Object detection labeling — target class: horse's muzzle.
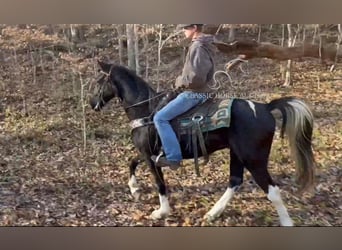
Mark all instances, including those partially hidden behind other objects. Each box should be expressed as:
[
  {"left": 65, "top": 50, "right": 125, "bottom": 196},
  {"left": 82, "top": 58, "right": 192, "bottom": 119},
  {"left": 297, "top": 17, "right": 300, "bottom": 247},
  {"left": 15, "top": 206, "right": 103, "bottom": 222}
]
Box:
[{"left": 89, "top": 97, "right": 102, "bottom": 111}]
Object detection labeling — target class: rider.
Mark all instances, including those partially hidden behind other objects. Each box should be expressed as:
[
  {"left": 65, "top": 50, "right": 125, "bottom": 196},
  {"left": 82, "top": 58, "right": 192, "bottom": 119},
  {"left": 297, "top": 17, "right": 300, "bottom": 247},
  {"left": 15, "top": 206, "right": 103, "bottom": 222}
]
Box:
[{"left": 151, "top": 24, "right": 216, "bottom": 170}]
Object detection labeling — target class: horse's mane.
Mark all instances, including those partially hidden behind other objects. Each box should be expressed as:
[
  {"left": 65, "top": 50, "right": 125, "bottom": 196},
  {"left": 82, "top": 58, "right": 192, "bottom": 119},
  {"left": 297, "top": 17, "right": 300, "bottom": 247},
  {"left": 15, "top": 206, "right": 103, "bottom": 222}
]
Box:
[{"left": 111, "top": 65, "right": 156, "bottom": 100}]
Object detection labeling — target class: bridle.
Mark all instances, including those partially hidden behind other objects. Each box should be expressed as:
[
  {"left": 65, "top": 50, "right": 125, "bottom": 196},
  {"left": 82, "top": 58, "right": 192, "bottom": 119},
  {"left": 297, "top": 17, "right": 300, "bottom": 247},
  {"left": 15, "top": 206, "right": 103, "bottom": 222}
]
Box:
[
  {"left": 97, "top": 68, "right": 179, "bottom": 131},
  {"left": 94, "top": 66, "right": 117, "bottom": 110},
  {"left": 96, "top": 67, "right": 171, "bottom": 115}
]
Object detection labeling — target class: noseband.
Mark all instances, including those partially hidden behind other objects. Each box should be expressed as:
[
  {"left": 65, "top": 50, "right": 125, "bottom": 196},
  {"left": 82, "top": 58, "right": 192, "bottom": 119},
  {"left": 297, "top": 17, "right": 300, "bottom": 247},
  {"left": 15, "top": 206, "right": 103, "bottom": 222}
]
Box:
[{"left": 94, "top": 66, "right": 116, "bottom": 109}]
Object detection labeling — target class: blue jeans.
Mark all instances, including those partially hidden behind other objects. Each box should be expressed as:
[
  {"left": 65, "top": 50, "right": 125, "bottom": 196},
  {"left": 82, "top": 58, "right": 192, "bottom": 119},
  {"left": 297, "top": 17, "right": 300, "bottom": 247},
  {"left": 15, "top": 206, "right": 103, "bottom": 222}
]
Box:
[{"left": 153, "top": 91, "right": 207, "bottom": 162}]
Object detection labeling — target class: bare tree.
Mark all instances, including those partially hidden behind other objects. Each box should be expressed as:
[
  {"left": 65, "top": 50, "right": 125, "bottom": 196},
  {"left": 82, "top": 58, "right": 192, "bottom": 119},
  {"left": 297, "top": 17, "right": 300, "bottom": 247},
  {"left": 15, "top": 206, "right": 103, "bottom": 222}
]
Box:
[
  {"left": 156, "top": 24, "right": 163, "bottom": 91},
  {"left": 115, "top": 24, "right": 125, "bottom": 65},
  {"left": 141, "top": 26, "right": 150, "bottom": 79},
  {"left": 156, "top": 24, "right": 182, "bottom": 91},
  {"left": 228, "top": 24, "right": 235, "bottom": 42},
  {"left": 126, "top": 24, "right": 136, "bottom": 71},
  {"left": 79, "top": 72, "right": 88, "bottom": 154},
  {"left": 312, "top": 24, "right": 319, "bottom": 44},
  {"left": 332, "top": 24, "right": 342, "bottom": 71},
  {"left": 257, "top": 25, "right": 262, "bottom": 42},
  {"left": 13, "top": 49, "right": 27, "bottom": 116},
  {"left": 68, "top": 24, "right": 86, "bottom": 43},
  {"left": 134, "top": 24, "right": 141, "bottom": 76},
  {"left": 283, "top": 24, "right": 293, "bottom": 86}
]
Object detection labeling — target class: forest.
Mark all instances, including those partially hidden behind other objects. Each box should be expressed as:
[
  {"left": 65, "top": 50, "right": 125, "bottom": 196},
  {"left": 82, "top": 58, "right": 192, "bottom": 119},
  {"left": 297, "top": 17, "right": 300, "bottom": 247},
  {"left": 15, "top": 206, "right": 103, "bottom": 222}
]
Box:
[{"left": 0, "top": 24, "right": 341, "bottom": 226}]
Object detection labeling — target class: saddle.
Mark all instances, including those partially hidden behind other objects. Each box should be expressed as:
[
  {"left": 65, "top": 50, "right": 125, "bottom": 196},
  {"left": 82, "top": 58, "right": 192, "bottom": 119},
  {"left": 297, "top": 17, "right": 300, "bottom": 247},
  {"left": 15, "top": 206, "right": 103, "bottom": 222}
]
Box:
[
  {"left": 171, "top": 98, "right": 234, "bottom": 134},
  {"left": 170, "top": 97, "right": 234, "bottom": 176}
]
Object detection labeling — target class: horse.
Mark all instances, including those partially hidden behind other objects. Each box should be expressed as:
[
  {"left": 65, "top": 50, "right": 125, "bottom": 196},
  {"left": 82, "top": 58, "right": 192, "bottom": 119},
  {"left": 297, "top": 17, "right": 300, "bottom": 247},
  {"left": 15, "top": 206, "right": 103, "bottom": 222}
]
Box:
[{"left": 89, "top": 61, "right": 315, "bottom": 226}]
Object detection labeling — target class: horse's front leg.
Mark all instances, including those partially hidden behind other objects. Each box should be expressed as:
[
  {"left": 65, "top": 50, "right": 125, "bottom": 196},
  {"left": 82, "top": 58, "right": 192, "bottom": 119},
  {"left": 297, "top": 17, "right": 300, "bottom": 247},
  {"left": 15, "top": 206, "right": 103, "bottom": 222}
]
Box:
[
  {"left": 146, "top": 157, "right": 171, "bottom": 220},
  {"left": 128, "top": 156, "right": 143, "bottom": 201}
]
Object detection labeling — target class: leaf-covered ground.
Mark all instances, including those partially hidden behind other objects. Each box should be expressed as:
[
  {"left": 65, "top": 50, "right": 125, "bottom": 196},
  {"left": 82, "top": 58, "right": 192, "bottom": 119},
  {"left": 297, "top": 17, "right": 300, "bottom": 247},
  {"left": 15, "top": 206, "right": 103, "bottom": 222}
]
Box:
[{"left": 0, "top": 25, "right": 341, "bottom": 226}]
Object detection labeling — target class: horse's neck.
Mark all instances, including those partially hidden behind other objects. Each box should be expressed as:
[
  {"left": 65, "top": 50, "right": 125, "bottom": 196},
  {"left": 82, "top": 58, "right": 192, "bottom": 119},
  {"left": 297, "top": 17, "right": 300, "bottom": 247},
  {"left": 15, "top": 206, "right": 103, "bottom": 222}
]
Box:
[
  {"left": 124, "top": 96, "right": 153, "bottom": 120},
  {"left": 120, "top": 82, "right": 156, "bottom": 120}
]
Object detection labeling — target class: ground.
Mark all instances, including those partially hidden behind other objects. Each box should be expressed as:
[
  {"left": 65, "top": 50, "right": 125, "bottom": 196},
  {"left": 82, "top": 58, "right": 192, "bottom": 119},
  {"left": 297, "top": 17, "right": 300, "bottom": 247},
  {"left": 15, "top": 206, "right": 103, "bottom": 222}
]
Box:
[{"left": 0, "top": 25, "right": 341, "bottom": 226}]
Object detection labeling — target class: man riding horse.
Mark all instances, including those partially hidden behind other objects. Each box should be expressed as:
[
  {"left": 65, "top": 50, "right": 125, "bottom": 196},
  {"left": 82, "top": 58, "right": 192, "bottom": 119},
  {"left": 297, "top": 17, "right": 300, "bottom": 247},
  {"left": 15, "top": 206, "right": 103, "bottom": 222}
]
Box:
[{"left": 151, "top": 24, "right": 216, "bottom": 169}]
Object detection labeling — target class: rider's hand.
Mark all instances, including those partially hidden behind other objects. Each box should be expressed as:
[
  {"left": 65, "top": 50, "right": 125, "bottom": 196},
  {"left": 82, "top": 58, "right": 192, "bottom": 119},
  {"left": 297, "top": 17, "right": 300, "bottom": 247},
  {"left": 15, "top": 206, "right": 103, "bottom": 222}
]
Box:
[{"left": 175, "top": 76, "right": 185, "bottom": 89}]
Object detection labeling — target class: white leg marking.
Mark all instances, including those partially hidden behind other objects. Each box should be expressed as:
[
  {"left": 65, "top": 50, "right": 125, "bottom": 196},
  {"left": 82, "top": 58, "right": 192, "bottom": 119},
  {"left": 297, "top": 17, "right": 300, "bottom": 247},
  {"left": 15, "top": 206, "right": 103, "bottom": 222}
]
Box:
[
  {"left": 267, "top": 185, "right": 293, "bottom": 226},
  {"left": 128, "top": 175, "right": 140, "bottom": 201},
  {"left": 205, "top": 187, "right": 236, "bottom": 222},
  {"left": 151, "top": 194, "right": 171, "bottom": 220},
  {"left": 246, "top": 100, "right": 257, "bottom": 117}
]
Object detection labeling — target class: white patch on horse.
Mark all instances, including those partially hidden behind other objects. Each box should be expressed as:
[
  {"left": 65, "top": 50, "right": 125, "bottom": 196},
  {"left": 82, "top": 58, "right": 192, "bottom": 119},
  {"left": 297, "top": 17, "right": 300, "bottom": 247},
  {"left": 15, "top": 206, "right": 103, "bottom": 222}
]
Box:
[
  {"left": 267, "top": 185, "right": 293, "bottom": 226},
  {"left": 205, "top": 187, "right": 236, "bottom": 221},
  {"left": 94, "top": 102, "right": 100, "bottom": 110},
  {"left": 128, "top": 175, "right": 140, "bottom": 200},
  {"left": 246, "top": 100, "right": 257, "bottom": 117},
  {"left": 151, "top": 194, "right": 170, "bottom": 220}
]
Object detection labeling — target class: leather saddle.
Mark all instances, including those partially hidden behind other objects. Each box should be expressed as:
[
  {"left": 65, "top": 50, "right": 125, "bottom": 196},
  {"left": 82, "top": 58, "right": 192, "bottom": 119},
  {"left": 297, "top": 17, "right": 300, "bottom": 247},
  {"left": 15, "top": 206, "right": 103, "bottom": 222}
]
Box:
[
  {"left": 170, "top": 97, "right": 234, "bottom": 135},
  {"left": 168, "top": 97, "right": 234, "bottom": 176}
]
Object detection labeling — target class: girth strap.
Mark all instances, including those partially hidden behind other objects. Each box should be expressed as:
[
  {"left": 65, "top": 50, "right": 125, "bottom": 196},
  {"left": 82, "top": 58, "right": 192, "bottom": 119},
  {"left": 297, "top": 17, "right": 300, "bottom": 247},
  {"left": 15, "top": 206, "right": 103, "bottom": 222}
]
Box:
[{"left": 191, "top": 115, "right": 209, "bottom": 177}]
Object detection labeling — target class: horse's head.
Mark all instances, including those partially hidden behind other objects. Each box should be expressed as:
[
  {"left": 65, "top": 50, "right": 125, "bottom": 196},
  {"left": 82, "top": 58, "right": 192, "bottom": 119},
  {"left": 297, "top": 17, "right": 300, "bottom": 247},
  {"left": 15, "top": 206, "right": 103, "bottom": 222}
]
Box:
[{"left": 89, "top": 61, "right": 120, "bottom": 111}]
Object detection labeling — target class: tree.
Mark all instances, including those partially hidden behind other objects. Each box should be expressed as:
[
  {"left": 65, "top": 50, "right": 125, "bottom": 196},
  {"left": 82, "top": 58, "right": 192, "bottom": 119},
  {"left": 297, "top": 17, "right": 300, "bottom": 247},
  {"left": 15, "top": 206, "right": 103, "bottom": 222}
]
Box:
[
  {"left": 126, "top": 24, "right": 136, "bottom": 71},
  {"left": 115, "top": 24, "right": 125, "bottom": 65},
  {"left": 134, "top": 24, "right": 141, "bottom": 76}
]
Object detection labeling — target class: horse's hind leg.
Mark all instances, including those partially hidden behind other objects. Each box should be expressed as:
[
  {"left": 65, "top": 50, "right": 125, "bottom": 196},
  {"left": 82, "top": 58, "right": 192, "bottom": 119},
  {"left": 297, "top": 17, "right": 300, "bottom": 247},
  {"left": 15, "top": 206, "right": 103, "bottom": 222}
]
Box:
[
  {"left": 267, "top": 185, "right": 293, "bottom": 226},
  {"left": 205, "top": 149, "right": 244, "bottom": 222},
  {"left": 246, "top": 160, "right": 293, "bottom": 226},
  {"left": 128, "top": 156, "right": 142, "bottom": 201}
]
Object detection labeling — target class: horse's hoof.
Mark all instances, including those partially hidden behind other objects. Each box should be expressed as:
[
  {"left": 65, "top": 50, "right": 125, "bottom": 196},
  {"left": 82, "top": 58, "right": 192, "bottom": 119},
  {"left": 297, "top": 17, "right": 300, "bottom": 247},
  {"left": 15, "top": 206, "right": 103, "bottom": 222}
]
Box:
[
  {"left": 204, "top": 213, "right": 216, "bottom": 222},
  {"left": 132, "top": 191, "right": 141, "bottom": 201},
  {"left": 150, "top": 209, "right": 169, "bottom": 220},
  {"left": 280, "top": 218, "right": 294, "bottom": 226}
]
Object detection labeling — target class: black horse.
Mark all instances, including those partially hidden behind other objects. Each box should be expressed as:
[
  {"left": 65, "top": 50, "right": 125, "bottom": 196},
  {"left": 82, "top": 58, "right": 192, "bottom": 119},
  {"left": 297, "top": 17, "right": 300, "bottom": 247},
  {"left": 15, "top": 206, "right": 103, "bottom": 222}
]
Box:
[{"left": 90, "top": 61, "right": 315, "bottom": 226}]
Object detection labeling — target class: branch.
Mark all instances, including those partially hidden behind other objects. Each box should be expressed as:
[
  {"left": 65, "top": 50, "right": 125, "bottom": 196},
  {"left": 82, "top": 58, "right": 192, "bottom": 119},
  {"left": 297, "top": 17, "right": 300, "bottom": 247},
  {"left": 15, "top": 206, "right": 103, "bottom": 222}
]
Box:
[{"left": 214, "top": 39, "right": 342, "bottom": 62}]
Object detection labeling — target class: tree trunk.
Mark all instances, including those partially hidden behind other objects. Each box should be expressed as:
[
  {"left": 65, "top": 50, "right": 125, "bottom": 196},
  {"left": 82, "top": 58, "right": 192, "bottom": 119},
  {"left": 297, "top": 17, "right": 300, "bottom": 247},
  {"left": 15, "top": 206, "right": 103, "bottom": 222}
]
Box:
[
  {"left": 70, "top": 24, "right": 86, "bottom": 43},
  {"left": 142, "top": 26, "right": 150, "bottom": 79},
  {"left": 283, "top": 24, "right": 293, "bottom": 86},
  {"left": 134, "top": 24, "right": 141, "bottom": 76},
  {"left": 228, "top": 25, "right": 235, "bottom": 42},
  {"left": 280, "top": 24, "right": 286, "bottom": 80},
  {"left": 156, "top": 24, "right": 163, "bottom": 92},
  {"left": 335, "top": 24, "right": 342, "bottom": 63},
  {"left": 257, "top": 25, "right": 262, "bottom": 42},
  {"left": 126, "top": 24, "right": 136, "bottom": 71},
  {"left": 116, "top": 24, "right": 125, "bottom": 65}
]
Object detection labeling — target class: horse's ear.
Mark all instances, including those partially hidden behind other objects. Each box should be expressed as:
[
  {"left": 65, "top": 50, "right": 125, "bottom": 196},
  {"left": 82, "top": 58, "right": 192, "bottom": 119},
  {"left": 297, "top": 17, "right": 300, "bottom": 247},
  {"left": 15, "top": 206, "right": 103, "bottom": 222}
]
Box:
[{"left": 97, "top": 60, "right": 109, "bottom": 72}]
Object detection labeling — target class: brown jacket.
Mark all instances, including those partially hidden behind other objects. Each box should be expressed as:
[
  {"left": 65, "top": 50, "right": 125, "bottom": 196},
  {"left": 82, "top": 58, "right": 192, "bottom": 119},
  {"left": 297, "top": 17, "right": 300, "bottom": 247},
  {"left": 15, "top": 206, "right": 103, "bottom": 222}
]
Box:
[{"left": 175, "top": 34, "right": 216, "bottom": 93}]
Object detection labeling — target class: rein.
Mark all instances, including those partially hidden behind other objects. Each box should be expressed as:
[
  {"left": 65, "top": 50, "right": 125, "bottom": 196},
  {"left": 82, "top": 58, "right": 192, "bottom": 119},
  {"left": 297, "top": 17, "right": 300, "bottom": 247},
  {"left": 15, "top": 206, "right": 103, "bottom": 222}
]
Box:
[
  {"left": 125, "top": 91, "right": 168, "bottom": 110},
  {"left": 128, "top": 91, "right": 172, "bottom": 130}
]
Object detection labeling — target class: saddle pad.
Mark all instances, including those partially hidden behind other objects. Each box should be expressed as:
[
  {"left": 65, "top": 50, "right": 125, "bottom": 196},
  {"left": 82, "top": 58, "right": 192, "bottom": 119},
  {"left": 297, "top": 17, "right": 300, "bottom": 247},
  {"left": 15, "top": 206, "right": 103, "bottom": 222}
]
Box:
[{"left": 176, "top": 98, "right": 234, "bottom": 133}]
